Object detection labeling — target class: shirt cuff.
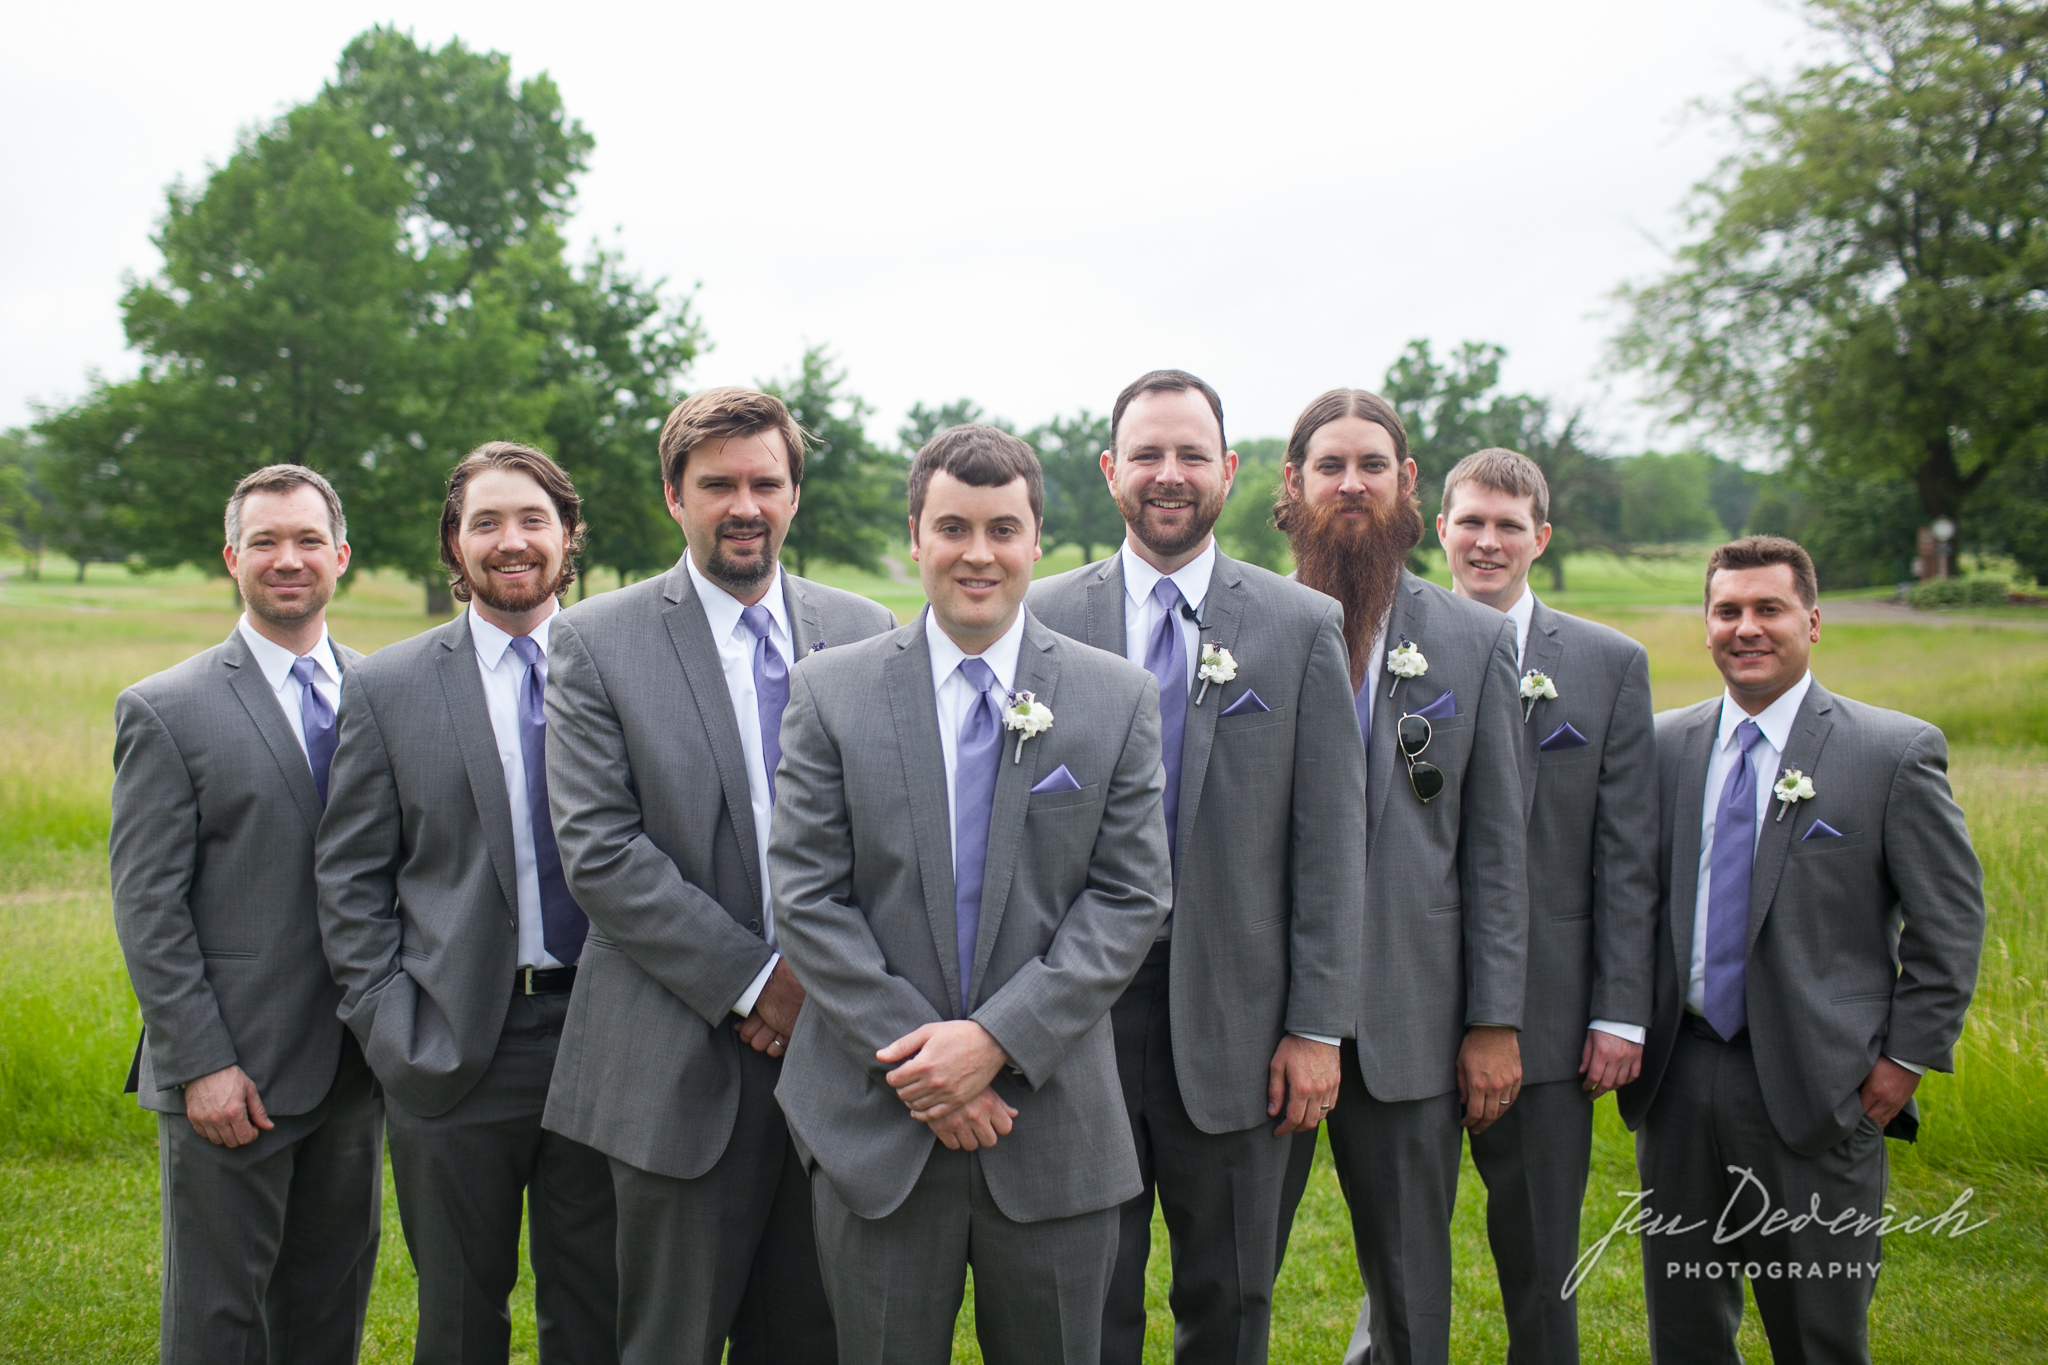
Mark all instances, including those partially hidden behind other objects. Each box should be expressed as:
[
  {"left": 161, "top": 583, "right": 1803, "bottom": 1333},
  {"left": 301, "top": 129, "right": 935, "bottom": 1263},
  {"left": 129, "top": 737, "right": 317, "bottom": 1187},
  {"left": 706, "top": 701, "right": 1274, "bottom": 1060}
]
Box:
[
  {"left": 1588, "top": 1020, "right": 1647, "bottom": 1045},
  {"left": 1885, "top": 1055, "right": 1927, "bottom": 1076},
  {"left": 732, "top": 954, "right": 779, "bottom": 1019},
  {"left": 1290, "top": 1032, "right": 1342, "bottom": 1049}
]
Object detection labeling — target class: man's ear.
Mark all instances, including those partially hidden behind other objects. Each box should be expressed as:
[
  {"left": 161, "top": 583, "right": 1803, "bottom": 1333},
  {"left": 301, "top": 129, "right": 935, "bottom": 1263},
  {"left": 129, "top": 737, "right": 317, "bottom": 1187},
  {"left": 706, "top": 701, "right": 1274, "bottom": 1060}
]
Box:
[
  {"left": 1098, "top": 449, "right": 1116, "bottom": 491},
  {"left": 907, "top": 514, "right": 921, "bottom": 561}
]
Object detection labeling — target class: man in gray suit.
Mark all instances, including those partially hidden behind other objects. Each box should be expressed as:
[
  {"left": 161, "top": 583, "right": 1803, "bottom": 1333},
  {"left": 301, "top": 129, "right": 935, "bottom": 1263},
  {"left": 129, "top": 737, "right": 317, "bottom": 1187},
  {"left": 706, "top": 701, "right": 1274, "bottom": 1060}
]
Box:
[
  {"left": 318, "top": 443, "right": 617, "bottom": 1363},
  {"left": 1429, "top": 447, "right": 1656, "bottom": 1363},
  {"left": 540, "top": 387, "right": 896, "bottom": 1364},
  {"left": 1271, "top": 391, "right": 1529, "bottom": 1365},
  {"left": 1619, "top": 536, "right": 1984, "bottom": 1364},
  {"left": 770, "top": 424, "right": 1173, "bottom": 1365},
  {"left": 1027, "top": 369, "right": 1366, "bottom": 1365},
  {"left": 111, "top": 464, "right": 383, "bottom": 1365}
]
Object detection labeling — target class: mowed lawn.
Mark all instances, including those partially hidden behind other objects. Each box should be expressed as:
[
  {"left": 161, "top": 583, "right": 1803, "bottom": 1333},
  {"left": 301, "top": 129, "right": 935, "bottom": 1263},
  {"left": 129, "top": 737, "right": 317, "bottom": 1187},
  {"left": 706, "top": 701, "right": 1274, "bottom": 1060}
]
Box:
[{"left": 1, "top": 554, "right": 2045, "bottom": 1363}]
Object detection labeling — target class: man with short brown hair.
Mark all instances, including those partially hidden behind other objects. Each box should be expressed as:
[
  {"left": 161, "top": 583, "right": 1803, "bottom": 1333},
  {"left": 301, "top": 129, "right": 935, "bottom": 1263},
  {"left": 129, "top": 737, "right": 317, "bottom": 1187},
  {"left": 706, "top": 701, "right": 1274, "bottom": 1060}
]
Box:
[
  {"left": 541, "top": 387, "right": 896, "bottom": 1363},
  {"left": 319, "top": 442, "right": 619, "bottom": 1364}
]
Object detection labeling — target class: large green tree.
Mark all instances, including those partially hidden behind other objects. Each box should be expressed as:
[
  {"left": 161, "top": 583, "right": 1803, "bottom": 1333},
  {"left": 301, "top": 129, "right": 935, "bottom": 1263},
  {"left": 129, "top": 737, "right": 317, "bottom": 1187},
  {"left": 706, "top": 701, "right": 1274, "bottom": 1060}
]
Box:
[
  {"left": 1615, "top": 0, "right": 2048, "bottom": 554},
  {"left": 769, "top": 349, "right": 898, "bottom": 577},
  {"left": 1031, "top": 410, "right": 1122, "bottom": 565}
]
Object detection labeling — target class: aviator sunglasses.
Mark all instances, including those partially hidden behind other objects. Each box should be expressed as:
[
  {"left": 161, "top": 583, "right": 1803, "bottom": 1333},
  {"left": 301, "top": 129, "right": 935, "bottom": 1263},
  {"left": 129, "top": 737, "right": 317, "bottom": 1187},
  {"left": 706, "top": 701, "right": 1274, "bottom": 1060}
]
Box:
[{"left": 1397, "top": 712, "right": 1446, "bottom": 803}]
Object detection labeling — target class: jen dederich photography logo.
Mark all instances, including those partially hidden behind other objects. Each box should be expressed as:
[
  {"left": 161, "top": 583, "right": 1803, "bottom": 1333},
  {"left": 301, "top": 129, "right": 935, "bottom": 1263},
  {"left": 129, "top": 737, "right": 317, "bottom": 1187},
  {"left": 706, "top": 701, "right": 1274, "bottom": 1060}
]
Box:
[{"left": 1563, "top": 1176, "right": 1996, "bottom": 1298}]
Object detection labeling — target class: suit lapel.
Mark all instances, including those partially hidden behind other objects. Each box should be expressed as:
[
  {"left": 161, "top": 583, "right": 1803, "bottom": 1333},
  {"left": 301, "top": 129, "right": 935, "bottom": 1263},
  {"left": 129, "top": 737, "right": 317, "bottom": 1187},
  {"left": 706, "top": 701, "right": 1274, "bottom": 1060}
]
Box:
[
  {"left": 1667, "top": 704, "right": 1719, "bottom": 989},
  {"left": 969, "top": 612, "right": 1059, "bottom": 1007},
  {"left": 434, "top": 615, "right": 522, "bottom": 917},
  {"left": 1173, "top": 553, "right": 1245, "bottom": 855},
  {"left": 221, "top": 630, "right": 325, "bottom": 834},
  {"left": 1746, "top": 683, "right": 1837, "bottom": 956},
  {"left": 1366, "top": 576, "right": 1424, "bottom": 849},
  {"left": 884, "top": 613, "right": 964, "bottom": 1012},
  {"left": 660, "top": 562, "right": 766, "bottom": 913},
  {"left": 784, "top": 573, "right": 824, "bottom": 663},
  {"left": 1083, "top": 557, "right": 1128, "bottom": 657},
  {"left": 1519, "top": 600, "right": 1565, "bottom": 815}
]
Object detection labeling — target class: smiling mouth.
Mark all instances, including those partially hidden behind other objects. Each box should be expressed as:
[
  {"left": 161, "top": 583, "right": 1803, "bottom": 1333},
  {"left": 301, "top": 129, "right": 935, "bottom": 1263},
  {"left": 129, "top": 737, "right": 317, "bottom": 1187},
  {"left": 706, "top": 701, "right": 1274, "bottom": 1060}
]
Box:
[
  {"left": 1467, "top": 559, "right": 1508, "bottom": 572},
  {"left": 955, "top": 576, "right": 1001, "bottom": 591},
  {"left": 1147, "top": 498, "right": 1193, "bottom": 512}
]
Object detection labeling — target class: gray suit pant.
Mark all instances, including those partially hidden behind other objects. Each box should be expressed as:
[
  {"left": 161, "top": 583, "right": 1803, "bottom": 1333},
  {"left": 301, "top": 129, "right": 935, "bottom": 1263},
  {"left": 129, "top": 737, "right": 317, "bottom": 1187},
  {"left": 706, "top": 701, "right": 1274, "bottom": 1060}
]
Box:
[
  {"left": 1469, "top": 1078, "right": 1594, "bottom": 1365},
  {"left": 607, "top": 1043, "right": 835, "bottom": 1365},
  {"left": 156, "top": 1032, "right": 383, "bottom": 1365},
  {"left": 1288, "top": 1041, "right": 1463, "bottom": 1365},
  {"left": 812, "top": 1144, "right": 1119, "bottom": 1365},
  {"left": 385, "top": 990, "right": 618, "bottom": 1365},
  {"left": 1636, "top": 1024, "right": 1886, "bottom": 1365},
  {"left": 1103, "top": 942, "right": 1290, "bottom": 1365}
]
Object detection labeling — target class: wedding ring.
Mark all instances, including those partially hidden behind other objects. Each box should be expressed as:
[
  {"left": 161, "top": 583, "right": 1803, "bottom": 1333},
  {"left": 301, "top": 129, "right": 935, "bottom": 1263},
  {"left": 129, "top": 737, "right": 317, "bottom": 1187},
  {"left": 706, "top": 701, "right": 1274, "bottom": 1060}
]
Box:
[{"left": 1319, "top": 1102, "right": 1333, "bottom": 1110}]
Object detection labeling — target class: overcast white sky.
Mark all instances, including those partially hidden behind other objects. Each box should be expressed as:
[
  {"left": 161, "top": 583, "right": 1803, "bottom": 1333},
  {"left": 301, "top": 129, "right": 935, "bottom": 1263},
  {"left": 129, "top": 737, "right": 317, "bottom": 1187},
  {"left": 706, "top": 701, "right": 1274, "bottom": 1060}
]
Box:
[{"left": 2, "top": 0, "right": 1820, "bottom": 450}]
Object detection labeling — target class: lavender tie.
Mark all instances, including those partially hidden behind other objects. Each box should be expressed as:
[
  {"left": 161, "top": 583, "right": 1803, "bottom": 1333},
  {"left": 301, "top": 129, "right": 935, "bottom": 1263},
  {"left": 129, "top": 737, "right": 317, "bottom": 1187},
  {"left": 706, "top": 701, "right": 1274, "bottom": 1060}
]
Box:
[
  {"left": 290, "top": 656, "right": 337, "bottom": 806},
  {"left": 1142, "top": 578, "right": 1188, "bottom": 865},
  {"left": 740, "top": 605, "right": 790, "bottom": 803},
  {"left": 953, "top": 657, "right": 1002, "bottom": 1014},
  {"left": 509, "top": 635, "right": 588, "bottom": 964},
  {"left": 1703, "top": 719, "right": 1764, "bottom": 1040}
]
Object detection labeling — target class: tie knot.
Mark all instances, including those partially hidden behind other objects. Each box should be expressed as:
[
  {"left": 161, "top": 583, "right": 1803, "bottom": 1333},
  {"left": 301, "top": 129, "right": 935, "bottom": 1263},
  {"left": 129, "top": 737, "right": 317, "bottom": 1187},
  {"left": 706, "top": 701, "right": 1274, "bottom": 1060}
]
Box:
[
  {"left": 1152, "top": 577, "right": 1184, "bottom": 613},
  {"left": 1735, "top": 718, "right": 1764, "bottom": 754},
  {"left": 509, "top": 634, "right": 543, "bottom": 668},
  {"left": 959, "top": 657, "right": 997, "bottom": 695},
  {"left": 740, "top": 604, "right": 774, "bottom": 640},
  {"left": 290, "top": 656, "right": 321, "bottom": 686}
]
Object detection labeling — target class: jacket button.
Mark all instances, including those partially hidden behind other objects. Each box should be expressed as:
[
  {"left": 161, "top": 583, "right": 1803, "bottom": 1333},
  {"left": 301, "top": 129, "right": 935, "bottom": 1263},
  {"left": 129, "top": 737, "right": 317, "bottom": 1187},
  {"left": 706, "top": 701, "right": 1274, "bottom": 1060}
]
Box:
[{"left": 748, "top": 919, "right": 762, "bottom": 933}]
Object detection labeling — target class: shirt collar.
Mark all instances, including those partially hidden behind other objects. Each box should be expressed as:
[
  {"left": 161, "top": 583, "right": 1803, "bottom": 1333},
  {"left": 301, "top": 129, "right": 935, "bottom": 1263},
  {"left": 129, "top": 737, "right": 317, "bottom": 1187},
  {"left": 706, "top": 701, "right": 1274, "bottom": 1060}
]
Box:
[
  {"left": 468, "top": 601, "right": 557, "bottom": 670},
  {"left": 926, "top": 605, "right": 1028, "bottom": 696},
  {"left": 1717, "top": 670, "right": 1813, "bottom": 754},
  {"left": 1502, "top": 587, "right": 1538, "bottom": 664},
  {"left": 237, "top": 615, "right": 337, "bottom": 692},
  {"left": 1120, "top": 538, "right": 1216, "bottom": 615},
  {"left": 686, "top": 552, "right": 788, "bottom": 646}
]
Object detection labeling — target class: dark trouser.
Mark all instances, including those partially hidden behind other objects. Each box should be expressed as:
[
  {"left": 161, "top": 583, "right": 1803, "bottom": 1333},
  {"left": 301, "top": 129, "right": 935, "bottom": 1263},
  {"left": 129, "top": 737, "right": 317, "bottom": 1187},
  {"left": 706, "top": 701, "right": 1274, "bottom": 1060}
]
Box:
[
  {"left": 1102, "top": 942, "right": 1292, "bottom": 1365},
  {"left": 812, "top": 1144, "right": 1120, "bottom": 1365},
  {"left": 607, "top": 1043, "right": 835, "bottom": 1365},
  {"left": 1469, "top": 1078, "right": 1595, "bottom": 1365},
  {"left": 1279, "top": 1040, "right": 1462, "bottom": 1365},
  {"left": 1636, "top": 1021, "right": 1886, "bottom": 1365},
  {"left": 157, "top": 1030, "right": 383, "bottom": 1365},
  {"left": 385, "top": 989, "right": 617, "bottom": 1365}
]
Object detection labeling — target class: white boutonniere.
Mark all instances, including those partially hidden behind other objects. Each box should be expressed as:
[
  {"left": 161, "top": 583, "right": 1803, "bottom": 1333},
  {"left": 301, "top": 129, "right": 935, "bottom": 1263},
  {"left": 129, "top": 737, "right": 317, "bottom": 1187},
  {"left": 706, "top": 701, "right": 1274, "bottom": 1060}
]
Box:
[
  {"left": 1003, "top": 689, "right": 1054, "bottom": 764},
  {"left": 1519, "top": 669, "right": 1558, "bottom": 722},
  {"left": 1195, "top": 642, "right": 1237, "bottom": 706},
  {"left": 1385, "top": 634, "right": 1428, "bottom": 699},
  {"left": 1772, "top": 768, "right": 1816, "bottom": 822}
]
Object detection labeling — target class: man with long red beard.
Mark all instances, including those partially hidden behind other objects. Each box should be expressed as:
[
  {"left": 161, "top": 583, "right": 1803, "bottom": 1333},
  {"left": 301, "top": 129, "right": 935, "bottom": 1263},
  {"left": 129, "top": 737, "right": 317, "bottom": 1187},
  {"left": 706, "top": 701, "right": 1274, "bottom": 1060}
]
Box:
[{"left": 1272, "top": 391, "right": 1528, "bottom": 1365}]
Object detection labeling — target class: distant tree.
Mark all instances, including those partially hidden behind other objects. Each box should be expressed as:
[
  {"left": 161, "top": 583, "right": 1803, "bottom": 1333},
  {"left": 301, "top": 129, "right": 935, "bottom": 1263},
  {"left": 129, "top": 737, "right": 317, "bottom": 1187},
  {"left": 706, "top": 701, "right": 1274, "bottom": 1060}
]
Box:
[
  {"left": 1976, "top": 454, "right": 2048, "bottom": 584},
  {"left": 768, "top": 348, "right": 897, "bottom": 577},
  {"left": 1215, "top": 436, "right": 1290, "bottom": 571},
  {"left": 1616, "top": 452, "right": 1722, "bottom": 543},
  {"left": 0, "top": 430, "right": 52, "bottom": 574},
  {"left": 1615, "top": 0, "right": 2048, "bottom": 556},
  {"left": 1030, "top": 410, "right": 1122, "bottom": 565},
  {"left": 1706, "top": 456, "right": 1762, "bottom": 539},
  {"left": 1746, "top": 463, "right": 1923, "bottom": 588},
  {"left": 899, "top": 400, "right": 1006, "bottom": 453}
]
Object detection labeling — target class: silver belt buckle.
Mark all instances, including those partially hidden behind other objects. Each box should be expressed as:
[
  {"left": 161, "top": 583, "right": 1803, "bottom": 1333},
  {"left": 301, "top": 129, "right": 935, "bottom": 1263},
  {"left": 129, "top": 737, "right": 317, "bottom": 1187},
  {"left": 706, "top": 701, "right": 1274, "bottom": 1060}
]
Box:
[{"left": 522, "top": 966, "right": 536, "bottom": 996}]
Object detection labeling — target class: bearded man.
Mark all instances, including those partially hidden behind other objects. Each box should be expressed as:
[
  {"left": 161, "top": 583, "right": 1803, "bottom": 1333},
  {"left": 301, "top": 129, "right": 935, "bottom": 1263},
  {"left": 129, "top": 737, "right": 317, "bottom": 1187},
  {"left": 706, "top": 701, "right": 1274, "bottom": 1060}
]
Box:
[
  {"left": 1271, "top": 391, "right": 1529, "bottom": 1365},
  {"left": 1028, "top": 370, "right": 1367, "bottom": 1365},
  {"left": 318, "top": 442, "right": 619, "bottom": 1364}
]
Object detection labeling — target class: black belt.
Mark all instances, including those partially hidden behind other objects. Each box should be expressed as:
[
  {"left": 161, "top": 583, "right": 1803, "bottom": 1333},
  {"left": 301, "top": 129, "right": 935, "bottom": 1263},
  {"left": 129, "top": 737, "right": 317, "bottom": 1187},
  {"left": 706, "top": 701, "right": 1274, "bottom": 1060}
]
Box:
[
  {"left": 518, "top": 965, "right": 577, "bottom": 996},
  {"left": 1686, "top": 1012, "right": 1747, "bottom": 1046}
]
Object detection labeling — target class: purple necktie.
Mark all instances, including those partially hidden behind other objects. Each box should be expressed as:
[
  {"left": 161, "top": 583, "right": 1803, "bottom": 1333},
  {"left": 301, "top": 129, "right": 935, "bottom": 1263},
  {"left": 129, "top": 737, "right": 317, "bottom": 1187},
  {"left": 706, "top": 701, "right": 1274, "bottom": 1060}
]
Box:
[
  {"left": 740, "top": 605, "right": 790, "bottom": 803},
  {"left": 1142, "top": 578, "right": 1188, "bottom": 865},
  {"left": 1703, "top": 718, "right": 1764, "bottom": 1040},
  {"left": 509, "top": 635, "right": 588, "bottom": 964},
  {"left": 290, "top": 656, "right": 337, "bottom": 806},
  {"left": 952, "top": 657, "right": 1002, "bottom": 1014}
]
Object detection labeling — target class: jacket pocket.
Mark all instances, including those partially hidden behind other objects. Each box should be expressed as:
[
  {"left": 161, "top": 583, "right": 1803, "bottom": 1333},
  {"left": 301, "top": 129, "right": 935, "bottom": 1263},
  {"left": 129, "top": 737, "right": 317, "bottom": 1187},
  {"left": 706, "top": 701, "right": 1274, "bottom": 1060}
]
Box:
[{"left": 1027, "top": 784, "right": 1100, "bottom": 814}]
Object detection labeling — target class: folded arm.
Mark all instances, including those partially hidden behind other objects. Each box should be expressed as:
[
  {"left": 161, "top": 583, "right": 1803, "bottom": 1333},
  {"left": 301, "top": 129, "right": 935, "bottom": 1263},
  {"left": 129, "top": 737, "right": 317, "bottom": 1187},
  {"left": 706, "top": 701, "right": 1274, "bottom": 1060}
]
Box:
[{"left": 1880, "top": 724, "right": 1986, "bottom": 1072}]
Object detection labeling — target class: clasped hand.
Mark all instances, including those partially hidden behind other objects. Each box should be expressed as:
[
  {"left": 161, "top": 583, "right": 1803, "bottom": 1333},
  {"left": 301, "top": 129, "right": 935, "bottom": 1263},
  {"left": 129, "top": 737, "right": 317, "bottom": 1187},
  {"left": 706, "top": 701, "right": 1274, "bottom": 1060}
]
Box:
[{"left": 878, "top": 1020, "right": 1017, "bottom": 1151}]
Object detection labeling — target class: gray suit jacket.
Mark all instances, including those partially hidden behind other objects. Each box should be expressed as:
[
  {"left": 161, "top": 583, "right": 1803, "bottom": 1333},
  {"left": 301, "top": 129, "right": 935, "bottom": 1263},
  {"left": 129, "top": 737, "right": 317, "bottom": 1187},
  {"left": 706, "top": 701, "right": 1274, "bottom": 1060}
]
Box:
[
  {"left": 316, "top": 612, "right": 529, "bottom": 1117},
  {"left": 1026, "top": 551, "right": 1368, "bottom": 1133},
  {"left": 1515, "top": 600, "right": 1659, "bottom": 1084},
  {"left": 111, "top": 629, "right": 364, "bottom": 1116},
  {"left": 769, "top": 609, "right": 1173, "bottom": 1223},
  {"left": 1355, "top": 572, "right": 1529, "bottom": 1103},
  {"left": 1620, "top": 681, "right": 1985, "bottom": 1156},
  {"left": 539, "top": 560, "right": 896, "bottom": 1179}
]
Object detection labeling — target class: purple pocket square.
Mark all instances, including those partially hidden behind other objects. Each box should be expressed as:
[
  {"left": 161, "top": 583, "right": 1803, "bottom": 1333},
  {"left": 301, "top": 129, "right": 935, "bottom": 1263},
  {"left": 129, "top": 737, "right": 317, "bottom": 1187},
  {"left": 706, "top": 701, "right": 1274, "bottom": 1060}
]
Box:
[
  {"left": 1219, "top": 689, "right": 1270, "bottom": 717},
  {"left": 1539, "top": 722, "right": 1590, "bottom": 752},
  {"left": 1801, "top": 819, "right": 1843, "bottom": 841},
  {"left": 1411, "top": 688, "right": 1457, "bottom": 722},
  {"left": 1029, "top": 764, "right": 1084, "bottom": 795}
]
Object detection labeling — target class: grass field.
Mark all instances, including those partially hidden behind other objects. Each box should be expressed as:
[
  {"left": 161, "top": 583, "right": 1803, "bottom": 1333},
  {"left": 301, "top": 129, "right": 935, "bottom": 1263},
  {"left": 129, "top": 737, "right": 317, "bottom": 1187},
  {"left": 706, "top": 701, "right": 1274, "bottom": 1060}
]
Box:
[{"left": 2, "top": 551, "right": 2044, "bottom": 1362}]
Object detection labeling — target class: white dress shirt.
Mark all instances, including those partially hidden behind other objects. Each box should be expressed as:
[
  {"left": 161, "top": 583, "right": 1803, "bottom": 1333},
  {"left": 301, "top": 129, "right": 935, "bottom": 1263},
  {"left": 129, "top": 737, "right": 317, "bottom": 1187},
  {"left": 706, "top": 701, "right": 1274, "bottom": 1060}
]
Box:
[
  {"left": 236, "top": 615, "right": 340, "bottom": 761},
  {"left": 685, "top": 554, "right": 793, "bottom": 1019},
  {"left": 926, "top": 606, "right": 1028, "bottom": 865},
  {"left": 1118, "top": 538, "right": 1215, "bottom": 685},
  {"left": 468, "top": 605, "right": 567, "bottom": 971},
  {"left": 1503, "top": 586, "right": 1537, "bottom": 669}
]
